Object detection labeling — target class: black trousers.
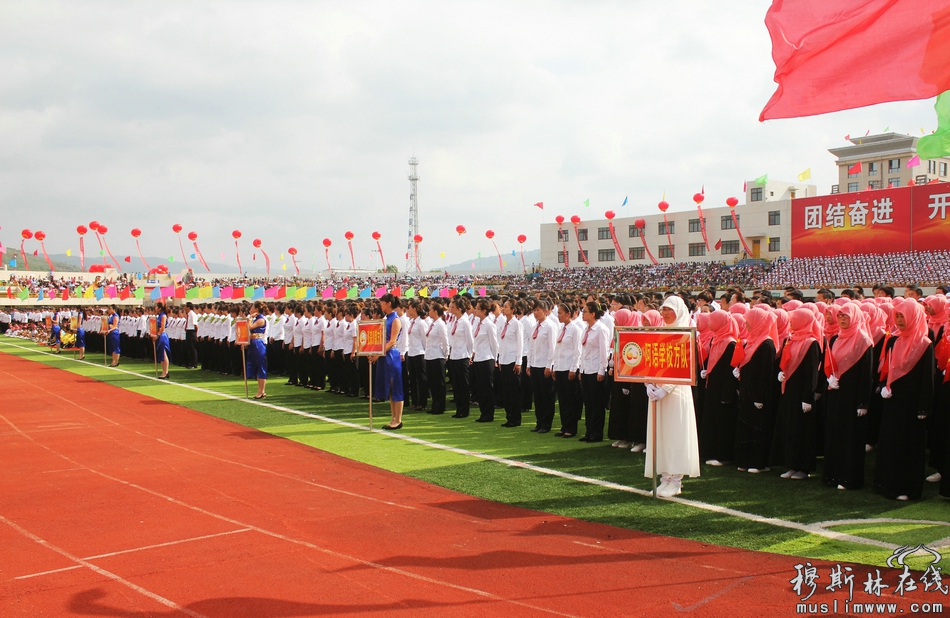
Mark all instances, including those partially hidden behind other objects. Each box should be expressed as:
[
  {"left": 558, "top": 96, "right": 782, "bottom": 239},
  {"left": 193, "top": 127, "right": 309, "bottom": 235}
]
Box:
[
  {"left": 520, "top": 356, "right": 533, "bottom": 412},
  {"left": 426, "top": 358, "right": 447, "bottom": 413},
  {"left": 530, "top": 367, "right": 556, "bottom": 430},
  {"left": 313, "top": 350, "right": 327, "bottom": 389},
  {"left": 580, "top": 373, "right": 607, "bottom": 441},
  {"left": 447, "top": 358, "right": 470, "bottom": 417},
  {"left": 555, "top": 370, "right": 583, "bottom": 434},
  {"left": 343, "top": 353, "right": 359, "bottom": 395},
  {"left": 186, "top": 329, "right": 198, "bottom": 367},
  {"left": 407, "top": 354, "right": 429, "bottom": 408},
  {"left": 499, "top": 363, "right": 521, "bottom": 425},
  {"left": 472, "top": 359, "right": 495, "bottom": 421},
  {"left": 287, "top": 346, "right": 300, "bottom": 384}
]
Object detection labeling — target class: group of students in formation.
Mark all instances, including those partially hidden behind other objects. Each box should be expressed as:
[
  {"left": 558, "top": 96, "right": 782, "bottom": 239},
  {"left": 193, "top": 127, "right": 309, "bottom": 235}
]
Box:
[{"left": 2, "top": 282, "right": 947, "bottom": 501}]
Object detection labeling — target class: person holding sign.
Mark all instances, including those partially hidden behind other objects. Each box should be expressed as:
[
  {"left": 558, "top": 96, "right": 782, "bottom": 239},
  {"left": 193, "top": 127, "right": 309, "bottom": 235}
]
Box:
[
  {"left": 76, "top": 309, "right": 87, "bottom": 360},
  {"left": 153, "top": 303, "right": 171, "bottom": 379},
  {"left": 646, "top": 296, "right": 700, "bottom": 498},
  {"left": 376, "top": 294, "right": 405, "bottom": 430},
  {"left": 247, "top": 300, "right": 268, "bottom": 399},
  {"left": 106, "top": 306, "right": 121, "bottom": 367}
]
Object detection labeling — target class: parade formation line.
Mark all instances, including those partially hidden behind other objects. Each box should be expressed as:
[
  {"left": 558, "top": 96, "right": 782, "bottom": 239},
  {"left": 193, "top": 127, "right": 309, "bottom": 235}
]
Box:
[{"left": 0, "top": 347, "right": 889, "bottom": 617}]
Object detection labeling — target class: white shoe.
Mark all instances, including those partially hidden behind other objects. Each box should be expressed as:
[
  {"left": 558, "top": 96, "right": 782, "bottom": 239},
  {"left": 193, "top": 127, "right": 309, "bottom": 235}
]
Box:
[
  {"left": 658, "top": 483, "right": 682, "bottom": 498},
  {"left": 611, "top": 440, "right": 622, "bottom": 447},
  {"left": 926, "top": 472, "right": 942, "bottom": 483},
  {"left": 616, "top": 441, "right": 632, "bottom": 449},
  {"left": 837, "top": 485, "right": 846, "bottom": 490},
  {"left": 737, "top": 467, "right": 747, "bottom": 472},
  {"left": 705, "top": 459, "right": 724, "bottom": 467},
  {"left": 896, "top": 495, "right": 909, "bottom": 501},
  {"left": 655, "top": 482, "right": 670, "bottom": 495},
  {"left": 747, "top": 468, "right": 759, "bottom": 474},
  {"left": 780, "top": 470, "right": 795, "bottom": 479},
  {"left": 865, "top": 444, "right": 874, "bottom": 452},
  {"left": 790, "top": 471, "right": 808, "bottom": 480},
  {"left": 630, "top": 443, "right": 646, "bottom": 453}
]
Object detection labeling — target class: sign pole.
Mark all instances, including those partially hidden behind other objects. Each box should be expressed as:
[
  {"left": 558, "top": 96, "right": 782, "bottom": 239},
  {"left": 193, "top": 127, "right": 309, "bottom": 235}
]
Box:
[
  {"left": 241, "top": 345, "right": 249, "bottom": 399},
  {"left": 368, "top": 359, "right": 373, "bottom": 430},
  {"left": 152, "top": 340, "right": 158, "bottom": 377},
  {"left": 651, "top": 399, "right": 658, "bottom": 499}
]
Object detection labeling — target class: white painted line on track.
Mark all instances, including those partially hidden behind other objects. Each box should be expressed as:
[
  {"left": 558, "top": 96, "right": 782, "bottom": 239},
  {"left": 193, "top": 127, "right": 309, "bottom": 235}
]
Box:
[{"left": 0, "top": 340, "right": 924, "bottom": 551}]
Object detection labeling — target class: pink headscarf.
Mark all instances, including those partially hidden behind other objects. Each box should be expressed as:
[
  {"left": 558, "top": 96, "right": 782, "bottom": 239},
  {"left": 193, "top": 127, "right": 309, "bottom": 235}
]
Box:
[
  {"left": 879, "top": 303, "right": 897, "bottom": 335},
  {"left": 823, "top": 305, "right": 841, "bottom": 341},
  {"left": 783, "top": 300, "right": 803, "bottom": 312},
  {"left": 642, "top": 310, "right": 664, "bottom": 327},
  {"left": 887, "top": 301, "right": 932, "bottom": 388},
  {"left": 780, "top": 308, "right": 821, "bottom": 393},
  {"left": 695, "top": 312, "right": 713, "bottom": 364},
  {"left": 859, "top": 302, "right": 887, "bottom": 345},
  {"left": 613, "top": 308, "right": 641, "bottom": 327},
  {"left": 923, "top": 295, "right": 949, "bottom": 337},
  {"left": 834, "top": 297, "right": 849, "bottom": 306},
  {"left": 707, "top": 310, "right": 738, "bottom": 371},
  {"left": 829, "top": 303, "right": 872, "bottom": 377},
  {"left": 729, "top": 303, "right": 750, "bottom": 342},
  {"left": 773, "top": 308, "right": 790, "bottom": 356},
  {"left": 740, "top": 308, "right": 779, "bottom": 368}
]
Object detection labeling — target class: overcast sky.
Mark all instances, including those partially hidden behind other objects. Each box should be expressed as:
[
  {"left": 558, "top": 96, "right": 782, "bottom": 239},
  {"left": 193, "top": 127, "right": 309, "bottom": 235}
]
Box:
[{"left": 0, "top": 1, "right": 940, "bottom": 271}]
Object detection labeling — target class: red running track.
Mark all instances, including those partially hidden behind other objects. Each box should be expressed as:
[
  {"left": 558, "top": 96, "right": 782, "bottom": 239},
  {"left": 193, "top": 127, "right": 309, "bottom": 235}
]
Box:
[{"left": 0, "top": 351, "right": 930, "bottom": 617}]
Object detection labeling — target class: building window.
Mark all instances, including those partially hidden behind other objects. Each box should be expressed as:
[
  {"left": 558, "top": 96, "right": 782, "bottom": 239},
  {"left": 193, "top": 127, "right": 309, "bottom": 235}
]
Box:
[
  {"left": 750, "top": 187, "right": 763, "bottom": 201},
  {"left": 721, "top": 215, "right": 737, "bottom": 230},
  {"left": 658, "top": 245, "right": 674, "bottom": 258},
  {"left": 768, "top": 210, "right": 781, "bottom": 226},
  {"left": 557, "top": 251, "right": 565, "bottom": 264},
  {"left": 577, "top": 228, "right": 588, "bottom": 241},
  {"left": 831, "top": 185, "right": 839, "bottom": 194},
  {"left": 769, "top": 237, "right": 781, "bottom": 252},
  {"left": 688, "top": 243, "right": 706, "bottom": 257},
  {"left": 929, "top": 160, "right": 938, "bottom": 174},
  {"left": 598, "top": 249, "right": 616, "bottom": 262},
  {"left": 658, "top": 221, "right": 675, "bottom": 235},
  {"left": 888, "top": 178, "right": 900, "bottom": 188},
  {"left": 629, "top": 247, "right": 644, "bottom": 260},
  {"left": 557, "top": 229, "right": 569, "bottom": 242},
  {"left": 848, "top": 165, "right": 860, "bottom": 179},
  {"left": 867, "top": 161, "right": 879, "bottom": 177},
  {"left": 868, "top": 181, "right": 882, "bottom": 190},
  {"left": 597, "top": 227, "right": 611, "bottom": 240},
  {"left": 888, "top": 158, "right": 901, "bottom": 172},
  {"left": 721, "top": 240, "right": 740, "bottom": 255},
  {"left": 577, "top": 250, "right": 588, "bottom": 262},
  {"left": 628, "top": 225, "right": 642, "bottom": 237},
  {"left": 688, "top": 218, "right": 706, "bottom": 233},
  {"left": 941, "top": 162, "right": 948, "bottom": 177},
  {"left": 917, "top": 174, "right": 929, "bottom": 185},
  {"left": 847, "top": 182, "right": 859, "bottom": 192}
]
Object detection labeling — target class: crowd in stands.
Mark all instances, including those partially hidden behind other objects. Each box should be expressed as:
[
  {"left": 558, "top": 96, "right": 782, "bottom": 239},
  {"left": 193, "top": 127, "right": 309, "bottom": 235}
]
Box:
[{"left": 759, "top": 250, "right": 950, "bottom": 289}]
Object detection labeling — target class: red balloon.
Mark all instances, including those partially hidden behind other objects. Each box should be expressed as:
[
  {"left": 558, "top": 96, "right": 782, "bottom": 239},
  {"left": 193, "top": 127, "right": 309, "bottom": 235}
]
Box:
[
  {"left": 570, "top": 215, "right": 581, "bottom": 225},
  {"left": 517, "top": 234, "right": 527, "bottom": 244},
  {"left": 322, "top": 238, "right": 332, "bottom": 248},
  {"left": 20, "top": 229, "right": 31, "bottom": 240},
  {"left": 344, "top": 231, "right": 354, "bottom": 241},
  {"left": 658, "top": 201, "right": 670, "bottom": 212},
  {"left": 232, "top": 230, "right": 242, "bottom": 239},
  {"left": 172, "top": 223, "right": 183, "bottom": 233},
  {"left": 131, "top": 228, "right": 141, "bottom": 238},
  {"left": 604, "top": 210, "right": 615, "bottom": 220},
  {"left": 456, "top": 225, "right": 467, "bottom": 235},
  {"left": 89, "top": 221, "right": 100, "bottom": 232},
  {"left": 414, "top": 234, "right": 423, "bottom": 243},
  {"left": 252, "top": 238, "right": 262, "bottom": 248},
  {"left": 76, "top": 225, "right": 87, "bottom": 235},
  {"left": 34, "top": 231, "right": 46, "bottom": 241},
  {"left": 692, "top": 193, "right": 705, "bottom": 204},
  {"left": 288, "top": 247, "right": 298, "bottom": 256},
  {"left": 372, "top": 231, "right": 381, "bottom": 241},
  {"left": 555, "top": 215, "right": 565, "bottom": 225},
  {"left": 634, "top": 219, "right": 646, "bottom": 229},
  {"left": 97, "top": 225, "right": 108, "bottom": 234},
  {"left": 187, "top": 231, "right": 198, "bottom": 241},
  {"left": 485, "top": 230, "right": 494, "bottom": 239},
  {"left": 726, "top": 196, "right": 739, "bottom": 208}
]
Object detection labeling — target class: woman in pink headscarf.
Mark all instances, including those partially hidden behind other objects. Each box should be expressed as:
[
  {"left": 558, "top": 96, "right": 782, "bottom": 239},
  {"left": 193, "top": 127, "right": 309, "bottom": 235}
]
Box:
[
  {"left": 699, "top": 310, "right": 739, "bottom": 467},
  {"left": 874, "top": 301, "right": 934, "bottom": 501},
  {"left": 734, "top": 308, "right": 779, "bottom": 473},
  {"left": 860, "top": 301, "right": 891, "bottom": 451},
  {"left": 822, "top": 302, "right": 874, "bottom": 490},
  {"left": 607, "top": 308, "right": 648, "bottom": 451},
  {"left": 922, "top": 295, "right": 950, "bottom": 489},
  {"left": 729, "top": 303, "right": 750, "bottom": 343},
  {"left": 774, "top": 309, "right": 821, "bottom": 480}
]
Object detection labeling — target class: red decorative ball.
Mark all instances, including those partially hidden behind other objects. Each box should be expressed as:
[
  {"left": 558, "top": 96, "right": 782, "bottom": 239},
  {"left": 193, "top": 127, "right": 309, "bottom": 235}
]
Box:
[
  {"left": 414, "top": 234, "right": 423, "bottom": 243},
  {"left": 89, "top": 221, "right": 100, "bottom": 232},
  {"left": 605, "top": 210, "right": 615, "bottom": 220},
  {"left": 172, "top": 223, "right": 183, "bottom": 233},
  {"left": 345, "top": 231, "right": 354, "bottom": 241},
  {"left": 372, "top": 231, "right": 381, "bottom": 241},
  {"left": 77, "top": 225, "right": 88, "bottom": 236},
  {"left": 456, "top": 225, "right": 467, "bottom": 235},
  {"left": 634, "top": 219, "right": 646, "bottom": 229},
  {"left": 570, "top": 215, "right": 581, "bottom": 225},
  {"left": 131, "top": 228, "right": 141, "bottom": 238},
  {"left": 252, "top": 238, "right": 262, "bottom": 248},
  {"left": 517, "top": 234, "right": 527, "bottom": 244},
  {"left": 187, "top": 231, "right": 198, "bottom": 241},
  {"left": 34, "top": 231, "right": 46, "bottom": 241},
  {"left": 485, "top": 230, "right": 494, "bottom": 239},
  {"left": 692, "top": 193, "right": 705, "bottom": 204},
  {"left": 726, "top": 196, "right": 739, "bottom": 208},
  {"left": 232, "top": 230, "right": 242, "bottom": 239},
  {"left": 322, "top": 238, "right": 332, "bottom": 248},
  {"left": 555, "top": 215, "right": 565, "bottom": 225},
  {"left": 288, "top": 247, "right": 298, "bottom": 256},
  {"left": 658, "top": 201, "right": 669, "bottom": 212},
  {"left": 97, "top": 225, "right": 108, "bottom": 234}
]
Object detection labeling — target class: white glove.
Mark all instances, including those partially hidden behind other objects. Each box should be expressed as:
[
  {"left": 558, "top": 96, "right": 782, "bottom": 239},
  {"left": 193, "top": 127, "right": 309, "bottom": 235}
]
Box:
[
  {"left": 621, "top": 388, "right": 630, "bottom": 395},
  {"left": 857, "top": 408, "right": 868, "bottom": 417},
  {"left": 754, "top": 402, "right": 764, "bottom": 409},
  {"left": 647, "top": 385, "right": 669, "bottom": 402},
  {"left": 827, "top": 376, "right": 839, "bottom": 390},
  {"left": 778, "top": 371, "right": 785, "bottom": 383},
  {"left": 802, "top": 402, "right": 812, "bottom": 412},
  {"left": 732, "top": 367, "right": 741, "bottom": 379},
  {"left": 881, "top": 386, "right": 892, "bottom": 399},
  {"left": 700, "top": 370, "right": 708, "bottom": 379}
]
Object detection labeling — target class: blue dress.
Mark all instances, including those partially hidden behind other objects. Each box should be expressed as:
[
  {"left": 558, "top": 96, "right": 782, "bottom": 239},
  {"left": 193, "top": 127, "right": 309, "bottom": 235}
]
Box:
[
  {"left": 51, "top": 324, "right": 61, "bottom": 345},
  {"left": 76, "top": 327, "right": 85, "bottom": 348},
  {"left": 245, "top": 314, "right": 268, "bottom": 380},
  {"left": 155, "top": 312, "right": 171, "bottom": 363},
  {"left": 106, "top": 314, "right": 121, "bottom": 355},
  {"left": 375, "top": 312, "right": 404, "bottom": 402}
]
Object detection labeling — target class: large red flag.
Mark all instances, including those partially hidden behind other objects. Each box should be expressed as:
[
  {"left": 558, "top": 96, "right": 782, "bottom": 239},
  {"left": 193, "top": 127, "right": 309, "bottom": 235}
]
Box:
[{"left": 760, "top": 0, "right": 950, "bottom": 121}]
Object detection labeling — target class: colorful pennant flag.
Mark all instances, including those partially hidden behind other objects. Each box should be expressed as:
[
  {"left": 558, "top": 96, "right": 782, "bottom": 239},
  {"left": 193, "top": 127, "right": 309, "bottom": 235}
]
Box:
[
  {"left": 534, "top": 202, "right": 543, "bottom": 209},
  {"left": 754, "top": 174, "right": 768, "bottom": 186},
  {"left": 797, "top": 168, "right": 811, "bottom": 181},
  {"left": 919, "top": 92, "right": 950, "bottom": 159},
  {"left": 907, "top": 154, "right": 921, "bottom": 168},
  {"left": 847, "top": 161, "right": 862, "bottom": 175},
  {"left": 621, "top": 196, "right": 628, "bottom": 207},
  {"left": 583, "top": 199, "right": 589, "bottom": 207}
]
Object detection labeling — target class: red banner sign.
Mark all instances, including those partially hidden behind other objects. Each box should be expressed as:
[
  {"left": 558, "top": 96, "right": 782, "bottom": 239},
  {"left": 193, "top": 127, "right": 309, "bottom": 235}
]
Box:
[
  {"left": 791, "top": 182, "right": 950, "bottom": 257},
  {"left": 235, "top": 317, "right": 249, "bottom": 346},
  {"left": 356, "top": 320, "right": 385, "bottom": 356},
  {"left": 613, "top": 328, "right": 696, "bottom": 385}
]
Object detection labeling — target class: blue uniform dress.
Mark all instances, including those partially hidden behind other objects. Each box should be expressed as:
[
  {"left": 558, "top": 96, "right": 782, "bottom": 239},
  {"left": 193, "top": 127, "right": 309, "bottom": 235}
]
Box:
[
  {"left": 76, "top": 327, "right": 85, "bottom": 348},
  {"left": 106, "top": 314, "right": 121, "bottom": 355},
  {"left": 156, "top": 312, "right": 171, "bottom": 363},
  {"left": 246, "top": 314, "right": 268, "bottom": 379},
  {"left": 51, "top": 324, "right": 61, "bottom": 345},
  {"left": 375, "top": 312, "right": 404, "bottom": 402}
]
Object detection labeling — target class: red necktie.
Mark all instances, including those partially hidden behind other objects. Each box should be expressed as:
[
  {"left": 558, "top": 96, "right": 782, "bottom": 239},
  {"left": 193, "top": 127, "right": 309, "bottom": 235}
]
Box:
[
  {"left": 533, "top": 323, "right": 540, "bottom": 339},
  {"left": 582, "top": 326, "right": 591, "bottom": 346},
  {"left": 500, "top": 320, "right": 508, "bottom": 339},
  {"left": 557, "top": 324, "right": 566, "bottom": 343},
  {"left": 474, "top": 319, "right": 482, "bottom": 338}
]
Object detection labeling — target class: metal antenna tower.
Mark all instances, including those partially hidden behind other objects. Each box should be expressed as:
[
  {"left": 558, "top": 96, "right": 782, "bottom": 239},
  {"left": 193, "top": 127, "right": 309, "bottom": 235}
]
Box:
[{"left": 406, "top": 156, "right": 420, "bottom": 272}]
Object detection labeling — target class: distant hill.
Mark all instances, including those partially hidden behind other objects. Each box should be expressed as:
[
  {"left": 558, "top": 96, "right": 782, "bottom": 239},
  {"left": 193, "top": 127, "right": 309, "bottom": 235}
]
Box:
[{"left": 440, "top": 249, "right": 541, "bottom": 274}]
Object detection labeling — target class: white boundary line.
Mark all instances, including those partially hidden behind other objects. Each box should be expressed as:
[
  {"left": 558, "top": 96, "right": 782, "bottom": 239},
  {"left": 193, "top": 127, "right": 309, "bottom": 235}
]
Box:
[{"left": 0, "top": 339, "right": 941, "bottom": 552}]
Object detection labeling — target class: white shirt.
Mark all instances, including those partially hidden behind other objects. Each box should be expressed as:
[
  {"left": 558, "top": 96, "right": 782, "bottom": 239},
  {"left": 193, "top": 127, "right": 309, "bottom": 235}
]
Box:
[
  {"left": 579, "top": 320, "right": 610, "bottom": 376},
  {"left": 472, "top": 316, "right": 498, "bottom": 363},
  {"left": 341, "top": 319, "right": 356, "bottom": 354},
  {"left": 283, "top": 313, "right": 297, "bottom": 343},
  {"left": 407, "top": 316, "right": 431, "bottom": 357},
  {"left": 424, "top": 318, "right": 449, "bottom": 360},
  {"left": 553, "top": 320, "right": 583, "bottom": 372},
  {"left": 528, "top": 313, "right": 557, "bottom": 368},
  {"left": 448, "top": 314, "right": 474, "bottom": 360},
  {"left": 301, "top": 316, "right": 313, "bottom": 349},
  {"left": 497, "top": 316, "right": 523, "bottom": 365},
  {"left": 186, "top": 310, "right": 197, "bottom": 330},
  {"left": 520, "top": 314, "right": 536, "bottom": 360},
  {"left": 292, "top": 316, "right": 304, "bottom": 348},
  {"left": 396, "top": 313, "right": 410, "bottom": 355}
]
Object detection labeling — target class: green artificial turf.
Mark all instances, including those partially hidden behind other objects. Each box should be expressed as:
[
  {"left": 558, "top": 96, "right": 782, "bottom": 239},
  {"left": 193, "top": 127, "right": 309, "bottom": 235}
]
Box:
[{"left": 4, "top": 340, "right": 949, "bottom": 569}]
